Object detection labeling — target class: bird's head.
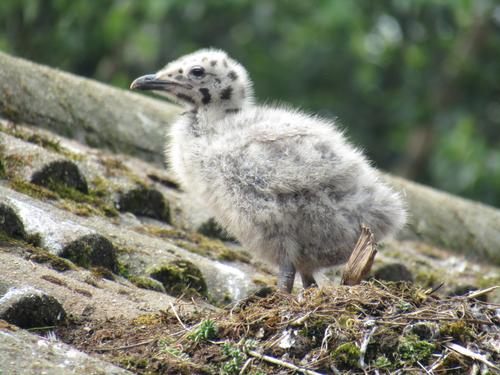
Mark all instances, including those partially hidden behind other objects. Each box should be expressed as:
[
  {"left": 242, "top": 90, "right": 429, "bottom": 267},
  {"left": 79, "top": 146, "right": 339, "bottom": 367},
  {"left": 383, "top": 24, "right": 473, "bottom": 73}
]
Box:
[{"left": 131, "top": 49, "right": 253, "bottom": 111}]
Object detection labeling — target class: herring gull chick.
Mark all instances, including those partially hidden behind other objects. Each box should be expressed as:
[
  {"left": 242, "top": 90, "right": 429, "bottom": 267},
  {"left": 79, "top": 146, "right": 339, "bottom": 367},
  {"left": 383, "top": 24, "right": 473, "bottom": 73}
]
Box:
[{"left": 131, "top": 49, "right": 407, "bottom": 292}]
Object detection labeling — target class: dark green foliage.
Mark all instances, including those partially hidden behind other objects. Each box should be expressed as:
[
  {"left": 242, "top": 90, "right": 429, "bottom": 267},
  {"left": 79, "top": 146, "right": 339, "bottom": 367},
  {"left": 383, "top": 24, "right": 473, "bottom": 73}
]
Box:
[{"left": 0, "top": 1, "right": 499, "bottom": 205}]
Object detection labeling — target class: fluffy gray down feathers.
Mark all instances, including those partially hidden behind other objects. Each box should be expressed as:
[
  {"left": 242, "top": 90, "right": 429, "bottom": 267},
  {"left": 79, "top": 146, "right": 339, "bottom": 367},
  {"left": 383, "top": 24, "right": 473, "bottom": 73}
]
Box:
[{"left": 165, "top": 49, "right": 407, "bottom": 276}]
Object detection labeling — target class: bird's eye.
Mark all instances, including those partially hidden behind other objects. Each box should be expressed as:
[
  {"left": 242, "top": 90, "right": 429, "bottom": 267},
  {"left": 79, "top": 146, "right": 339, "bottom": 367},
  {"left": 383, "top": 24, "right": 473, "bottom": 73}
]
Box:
[{"left": 189, "top": 66, "right": 205, "bottom": 78}]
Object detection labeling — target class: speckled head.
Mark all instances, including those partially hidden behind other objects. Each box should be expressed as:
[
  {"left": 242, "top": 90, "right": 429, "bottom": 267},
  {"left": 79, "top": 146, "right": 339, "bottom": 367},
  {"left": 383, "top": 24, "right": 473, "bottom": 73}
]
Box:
[{"left": 131, "top": 49, "right": 253, "bottom": 110}]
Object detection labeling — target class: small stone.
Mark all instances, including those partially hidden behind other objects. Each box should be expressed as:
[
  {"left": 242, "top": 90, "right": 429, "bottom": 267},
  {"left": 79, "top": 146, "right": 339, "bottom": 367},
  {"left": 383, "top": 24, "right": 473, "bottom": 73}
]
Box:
[
  {"left": 117, "top": 187, "right": 170, "bottom": 223},
  {"left": 0, "top": 286, "right": 66, "bottom": 328},
  {"left": 60, "top": 234, "right": 118, "bottom": 273},
  {"left": 0, "top": 203, "right": 26, "bottom": 240},
  {"left": 373, "top": 263, "right": 414, "bottom": 282},
  {"left": 31, "top": 160, "right": 89, "bottom": 193}
]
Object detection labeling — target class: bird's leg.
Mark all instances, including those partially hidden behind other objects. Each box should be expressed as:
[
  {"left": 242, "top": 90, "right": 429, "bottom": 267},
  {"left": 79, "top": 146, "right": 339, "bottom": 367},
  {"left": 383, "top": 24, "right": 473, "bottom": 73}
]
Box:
[
  {"left": 300, "top": 272, "right": 317, "bottom": 289},
  {"left": 277, "top": 260, "right": 296, "bottom": 293}
]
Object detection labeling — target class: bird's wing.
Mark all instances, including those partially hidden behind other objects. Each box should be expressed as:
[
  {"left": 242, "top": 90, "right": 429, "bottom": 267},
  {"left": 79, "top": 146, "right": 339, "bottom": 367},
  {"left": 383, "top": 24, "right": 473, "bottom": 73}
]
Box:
[{"left": 218, "top": 130, "right": 363, "bottom": 195}]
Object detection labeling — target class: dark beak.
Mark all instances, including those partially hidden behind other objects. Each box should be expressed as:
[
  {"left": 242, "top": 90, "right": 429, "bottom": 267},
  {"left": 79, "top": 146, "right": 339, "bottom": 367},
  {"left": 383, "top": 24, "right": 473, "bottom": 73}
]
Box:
[
  {"left": 130, "top": 74, "right": 192, "bottom": 91},
  {"left": 130, "top": 74, "right": 170, "bottom": 91}
]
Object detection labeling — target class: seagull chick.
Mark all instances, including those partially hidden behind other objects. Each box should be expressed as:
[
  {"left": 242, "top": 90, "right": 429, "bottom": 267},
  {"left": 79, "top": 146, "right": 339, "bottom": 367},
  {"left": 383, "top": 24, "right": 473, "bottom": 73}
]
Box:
[{"left": 131, "top": 49, "right": 407, "bottom": 292}]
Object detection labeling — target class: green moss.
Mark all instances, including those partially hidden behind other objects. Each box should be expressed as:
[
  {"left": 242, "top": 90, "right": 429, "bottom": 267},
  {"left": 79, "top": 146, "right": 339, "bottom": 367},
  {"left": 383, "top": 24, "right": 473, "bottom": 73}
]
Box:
[
  {"left": 28, "top": 247, "right": 76, "bottom": 272},
  {"left": 332, "top": 342, "right": 361, "bottom": 368},
  {"left": 197, "top": 218, "right": 235, "bottom": 241},
  {"left": 415, "top": 269, "right": 440, "bottom": 288},
  {"left": 60, "top": 234, "right": 118, "bottom": 273},
  {"left": 2, "top": 149, "right": 117, "bottom": 217},
  {"left": 0, "top": 227, "right": 76, "bottom": 272},
  {"left": 9, "top": 177, "right": 59, "bottom": 200},
  {"left": 117, "top": 261, "right": 131, "bottom": 278},
  {"left": 140, "top": 225, "right": 250, "bottom": 264},
  {"left": 0, "top": 148, "right": 6, "bottom": 179},
  {"left": 118, "top": 355, "right": 149, "bottom": 370},
  {"left": 129, "top": 276, "right": 166, "bottom": 292},
  {"left": 398, "top": 334, "right": 435, "bottom": 365},
  {"left": 91, "top": 266, "right": 116, "bottom": 280},
  {"left": 118, "top": 187, "right": 170, "bottom": 222},
  {"left": 188, "top": 319, "right": 218, "bottom": 342},
  {"left": 0, "top": 123, "right": 81, "bottom": 160},
  {"left": 45, "top": 180, "right": 119, "bottom": 218},
  {"left": 149, "top": 259, "right": 207, "bottom": 297},
  {"left": 374, "top": 355, "right": 392, "bottom": 369},
  {"left": 439, "top": 321, "right": 473, "bottom": 343}
]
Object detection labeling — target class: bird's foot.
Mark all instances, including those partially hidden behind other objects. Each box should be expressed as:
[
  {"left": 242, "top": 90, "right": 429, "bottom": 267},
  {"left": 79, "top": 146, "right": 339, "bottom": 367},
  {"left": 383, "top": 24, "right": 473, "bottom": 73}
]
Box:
[{"left": 300, "top": 272, "right": 317, "bottom": 289}]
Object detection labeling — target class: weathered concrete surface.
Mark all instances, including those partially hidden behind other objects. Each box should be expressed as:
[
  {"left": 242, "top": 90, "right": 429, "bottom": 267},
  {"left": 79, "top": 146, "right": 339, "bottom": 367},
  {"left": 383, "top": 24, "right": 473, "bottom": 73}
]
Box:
[
  {"left": 0, "top": 51, "right": 180, "bottom": 164},
  {"left": 1, "top": 51, "right": 500, "bottom": 264},
  {"left": 388, "top": 175, "right": 500, "bottom": 265},
  {"left": 0, "top": 322, "right": 133, "bottom": 375}
]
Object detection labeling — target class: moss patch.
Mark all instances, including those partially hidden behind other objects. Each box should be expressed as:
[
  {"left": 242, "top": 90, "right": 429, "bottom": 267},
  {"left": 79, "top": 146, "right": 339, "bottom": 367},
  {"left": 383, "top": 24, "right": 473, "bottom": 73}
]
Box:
[
  {"left": 118, "top": 187, "right": 170, "bottom": 223},
  {"left": 31, "top": 160, "right": 88, "bottom": 194},
  {"left": 398, "top": 334, "right": 436, "bottom": 365},
  {"left": 0, "top": 122, "right": 81, "bottom": 160},
  {"left": 60, "top": 234, "right": 118, "bottom": 273},
  {"left": 0, "top": 203, "right": 27, "bottom": 240},
  {"left": 149, "top": 260, "right": 207, "bottom": 297},
  {"left": 138, "top": 225, "right": 251, "bottom": 264},
  {"left": 197, "top": 218, "right": 235, "bottom": 241},
  {"left": 332, "top": 342, "right": 360, "bottom": 368},
  {"left": 129, "top": 276, "right": 166, "bottom": 293}
]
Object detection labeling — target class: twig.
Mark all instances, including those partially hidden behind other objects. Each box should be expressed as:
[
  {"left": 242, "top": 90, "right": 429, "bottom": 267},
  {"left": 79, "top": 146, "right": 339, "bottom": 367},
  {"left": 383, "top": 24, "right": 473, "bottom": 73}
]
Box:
[
  {"left": 416, "top": 361, "right": 432, "bottom": 374},
  {"left": 247, "top": 350, "right": 325, "bottom": 375},
  {"left": 239, "top": 357, "right": 253, "bottom": 375},
  {"left": 359, "top": 323, "right": 377, "bottom": 368},
  {"left": 26, "top": 325, "right": 57, "bottom": 331},
  {"left": 445, "top": 343, "right": 500, "bottom": 371},
  {"left": 465, "top": 285, "right": 498, "bottom": 300},
  {"left": 341, "top": 225, "right": 377, "bottom": 286},
  {"left": 169, "top": 301, "right": 189, "bottom": 331},
  {"left": 94, "top": 338, "right": 156, "bottom": 352}
]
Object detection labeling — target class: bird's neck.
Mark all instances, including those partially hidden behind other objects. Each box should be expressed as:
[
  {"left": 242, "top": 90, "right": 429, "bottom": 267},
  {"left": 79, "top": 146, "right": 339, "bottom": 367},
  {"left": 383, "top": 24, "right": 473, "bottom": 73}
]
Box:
[{"left": 188, "top": 98, "right": 253, "bottom": 135}]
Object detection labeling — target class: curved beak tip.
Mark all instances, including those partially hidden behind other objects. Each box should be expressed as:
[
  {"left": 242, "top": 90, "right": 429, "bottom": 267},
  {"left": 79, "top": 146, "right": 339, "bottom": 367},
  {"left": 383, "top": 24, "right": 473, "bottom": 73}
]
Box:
[{"left": 129, "top": 74, "right": 158, "bottom": 91}]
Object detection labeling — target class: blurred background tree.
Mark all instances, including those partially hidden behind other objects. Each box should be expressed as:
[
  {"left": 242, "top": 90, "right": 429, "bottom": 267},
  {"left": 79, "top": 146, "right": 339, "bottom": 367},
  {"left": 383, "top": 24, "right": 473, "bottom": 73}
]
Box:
[{"left": 1, "top": 0, "right": 499, "bottom": 206}]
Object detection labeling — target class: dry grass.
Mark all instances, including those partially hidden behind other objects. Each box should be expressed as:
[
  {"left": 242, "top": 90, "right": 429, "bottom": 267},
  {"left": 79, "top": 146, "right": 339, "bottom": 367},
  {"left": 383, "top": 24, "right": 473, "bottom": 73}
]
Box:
[{"left": 57, "top": 282, "right": 499, "bottom": 374}]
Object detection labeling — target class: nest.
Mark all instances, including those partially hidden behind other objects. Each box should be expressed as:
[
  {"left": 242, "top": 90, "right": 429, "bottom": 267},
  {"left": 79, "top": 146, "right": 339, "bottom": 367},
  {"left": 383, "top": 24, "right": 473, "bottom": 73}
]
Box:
[{"left": 182, "top": 282, "right": 498, "bottom": 374}]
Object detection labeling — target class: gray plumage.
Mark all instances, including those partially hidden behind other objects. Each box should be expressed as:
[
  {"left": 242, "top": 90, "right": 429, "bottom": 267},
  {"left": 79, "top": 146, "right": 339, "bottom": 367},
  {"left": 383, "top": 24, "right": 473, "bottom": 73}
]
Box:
[{"left": 131, "top": 49, "right": 407, "bottom": 292}]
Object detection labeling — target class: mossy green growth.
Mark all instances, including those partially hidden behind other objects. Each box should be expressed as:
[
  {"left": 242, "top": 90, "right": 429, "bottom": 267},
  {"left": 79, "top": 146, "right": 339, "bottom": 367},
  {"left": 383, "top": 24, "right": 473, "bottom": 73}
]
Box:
[
  {"left": 28, "top": 247, "right": 76, "bottom": 272},
  {"left": 0, "top": 233, "right": 76, "bottom": 272},
  {"left": 439, "top": 321, "right": 473, "bottom": 343},
  {"left": 0, "top": 154, "right": 6, "bottom": 179},
  {"left": 118, "top": 355, "right": 149, "bottom": 370},
  {"left": 197, "top": 218, "right": 235, "bottom": 241},
  {"left": 149, "top": 260, "right": 207, "bottom": 297},
  {"left": 374, "top": 355, "right": 392, "bottom": 369},
  {"left": 10, "top": 177, "right": 59, "bottom": 200},
  {"left": 141, "top": 225, "right": 250, "bottom": 264},
  {"left": 129, "top": 276, "right": 166, "bottom": 293},
  {"left": 398, "top": 334, "right": 435, "bottom": 365},
  {"left": 188, "top": 319, "right": 218, "bottom": 342},
  {"left": 332, "top": 342, "right": 361, "bottom": 368},
  {"left": 60, "top": 234, "right": 118, "bottom": 273},
  {"left": 0, "top": 123, "right": 81, "bottom": 160},
  {"left": 220, "top": 343, "right": 246, "bottom": 375},
  {"left": 44, "top": 180, "right": 118, "bottom": 218}
]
